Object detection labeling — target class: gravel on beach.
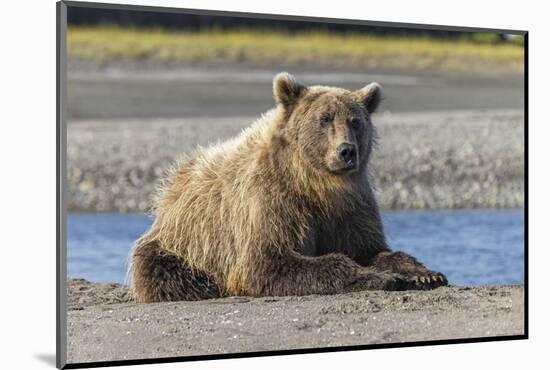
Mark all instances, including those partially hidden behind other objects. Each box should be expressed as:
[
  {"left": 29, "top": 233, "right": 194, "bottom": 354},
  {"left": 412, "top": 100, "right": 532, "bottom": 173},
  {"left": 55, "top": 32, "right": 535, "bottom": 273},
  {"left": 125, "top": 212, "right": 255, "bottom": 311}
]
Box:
[
  {"left": 67, "top": 109, "right": 524, "bottom": 212},
  {"left": 66, "top": 278, "right": 525, "bottom": 364}
]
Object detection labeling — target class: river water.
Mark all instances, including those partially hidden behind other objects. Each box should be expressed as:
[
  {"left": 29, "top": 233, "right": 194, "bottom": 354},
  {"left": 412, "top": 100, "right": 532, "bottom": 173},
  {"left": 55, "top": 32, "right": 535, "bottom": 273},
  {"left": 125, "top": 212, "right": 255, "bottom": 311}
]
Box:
[{"left": 67, "top": 209, "right": 524, "bottom": 287}]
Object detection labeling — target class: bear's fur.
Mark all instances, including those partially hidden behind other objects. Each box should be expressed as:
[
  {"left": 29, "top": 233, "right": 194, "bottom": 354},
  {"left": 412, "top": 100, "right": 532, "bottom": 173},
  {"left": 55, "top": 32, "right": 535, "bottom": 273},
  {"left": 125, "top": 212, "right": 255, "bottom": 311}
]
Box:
[{"left": 129, "top": 72, "right": 447, "bottom": 303}]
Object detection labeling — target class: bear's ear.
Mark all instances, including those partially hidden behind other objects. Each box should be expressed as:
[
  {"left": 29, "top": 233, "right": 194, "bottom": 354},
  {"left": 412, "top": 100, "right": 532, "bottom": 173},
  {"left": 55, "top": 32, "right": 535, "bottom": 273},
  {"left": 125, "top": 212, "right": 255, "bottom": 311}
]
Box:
[
  {"left": 273, "top": 72, "right": 307, "bottom": 108},
  {"left": 353, "top": 82, "right": 383, "bottom": 114}
]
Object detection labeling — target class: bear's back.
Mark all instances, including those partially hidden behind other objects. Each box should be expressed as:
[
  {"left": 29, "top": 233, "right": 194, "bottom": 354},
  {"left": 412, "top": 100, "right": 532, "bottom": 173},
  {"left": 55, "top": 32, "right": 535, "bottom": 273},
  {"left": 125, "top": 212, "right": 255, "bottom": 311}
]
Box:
[{"left": 147, "top": 113, "right": 276, "bottom": 281}]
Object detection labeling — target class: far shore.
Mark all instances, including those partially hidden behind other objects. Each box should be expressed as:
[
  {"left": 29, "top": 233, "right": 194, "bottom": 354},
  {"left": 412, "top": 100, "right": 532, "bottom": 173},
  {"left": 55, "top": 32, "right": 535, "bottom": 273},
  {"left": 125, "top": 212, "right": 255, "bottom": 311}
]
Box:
[
  {"left": 66, "top": 278, "right": 525, "bottom": 364},
  {"left": 67, "top": 27, "right": 524, "bottom": 74}
]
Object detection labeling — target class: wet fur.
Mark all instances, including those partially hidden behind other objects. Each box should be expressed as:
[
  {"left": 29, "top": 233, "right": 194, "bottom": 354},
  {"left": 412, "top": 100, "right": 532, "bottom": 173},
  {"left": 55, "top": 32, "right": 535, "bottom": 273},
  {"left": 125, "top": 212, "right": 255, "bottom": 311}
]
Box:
[{"left": 129, "top": 73, "right": 447, "bottom": 303}]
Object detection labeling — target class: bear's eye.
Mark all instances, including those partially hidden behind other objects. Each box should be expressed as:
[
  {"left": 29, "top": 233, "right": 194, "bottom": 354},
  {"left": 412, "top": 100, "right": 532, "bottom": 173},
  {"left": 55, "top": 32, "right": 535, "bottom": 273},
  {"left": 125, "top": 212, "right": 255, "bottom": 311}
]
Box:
[
  {"left": 350, "top": 117, "right": 361, "bottom": 128},
  {"left": 319, "top": 114, "right": 332, "bottom": 127}
]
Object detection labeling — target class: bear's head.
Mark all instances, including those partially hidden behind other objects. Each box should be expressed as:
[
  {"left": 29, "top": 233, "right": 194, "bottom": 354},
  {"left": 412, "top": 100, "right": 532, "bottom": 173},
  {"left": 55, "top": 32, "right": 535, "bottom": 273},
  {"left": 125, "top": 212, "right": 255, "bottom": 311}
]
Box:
[{"left": 272, "top": 72, "right": 382, "bottom": 177}]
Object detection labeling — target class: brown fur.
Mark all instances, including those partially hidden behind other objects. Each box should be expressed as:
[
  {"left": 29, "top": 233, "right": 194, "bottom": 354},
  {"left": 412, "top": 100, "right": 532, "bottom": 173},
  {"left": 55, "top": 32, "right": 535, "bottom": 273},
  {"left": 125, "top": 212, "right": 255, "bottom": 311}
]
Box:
[{"left": 129, "top": 72, "right": 447, "bottom": 303}]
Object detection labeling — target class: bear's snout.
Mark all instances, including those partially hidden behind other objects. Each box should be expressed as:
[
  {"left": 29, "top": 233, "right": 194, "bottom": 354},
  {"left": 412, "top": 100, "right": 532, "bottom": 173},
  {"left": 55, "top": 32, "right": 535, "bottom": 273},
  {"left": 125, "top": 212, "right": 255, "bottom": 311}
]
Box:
[{"left": 337, "top": 143, "right": 357, "bottom": 167}]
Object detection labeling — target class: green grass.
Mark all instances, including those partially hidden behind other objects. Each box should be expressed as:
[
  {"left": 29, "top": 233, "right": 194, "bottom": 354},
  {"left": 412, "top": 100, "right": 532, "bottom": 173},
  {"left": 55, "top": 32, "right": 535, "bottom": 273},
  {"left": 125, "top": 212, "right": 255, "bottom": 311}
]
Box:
[{"left": 68, "top": 26, "right": 524, "bottom": 73}]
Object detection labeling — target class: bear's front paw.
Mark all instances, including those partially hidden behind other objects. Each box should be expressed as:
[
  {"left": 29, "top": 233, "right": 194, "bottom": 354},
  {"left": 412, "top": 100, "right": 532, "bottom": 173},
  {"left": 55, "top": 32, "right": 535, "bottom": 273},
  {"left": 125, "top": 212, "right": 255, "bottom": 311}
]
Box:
[
  {"left": 348, "top": 271, "right": 416, "bottom": 292},
  {"left": 404, "top": 271, "right": 448, "bottom": 290}
]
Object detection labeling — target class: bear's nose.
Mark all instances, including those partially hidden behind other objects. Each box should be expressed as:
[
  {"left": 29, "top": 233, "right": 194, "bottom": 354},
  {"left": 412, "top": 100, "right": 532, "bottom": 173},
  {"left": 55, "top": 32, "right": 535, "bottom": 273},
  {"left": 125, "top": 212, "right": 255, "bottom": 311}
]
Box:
[{"left": 337, "top": 143, "right": 357, "bottom": 164}]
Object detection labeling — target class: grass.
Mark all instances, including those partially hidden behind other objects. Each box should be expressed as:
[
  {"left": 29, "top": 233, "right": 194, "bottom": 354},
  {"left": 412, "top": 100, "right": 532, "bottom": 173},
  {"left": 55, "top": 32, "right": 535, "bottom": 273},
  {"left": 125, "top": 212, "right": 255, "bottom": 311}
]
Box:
[{"left": 67, "top": 26, "right": 524, "bottom": 73}]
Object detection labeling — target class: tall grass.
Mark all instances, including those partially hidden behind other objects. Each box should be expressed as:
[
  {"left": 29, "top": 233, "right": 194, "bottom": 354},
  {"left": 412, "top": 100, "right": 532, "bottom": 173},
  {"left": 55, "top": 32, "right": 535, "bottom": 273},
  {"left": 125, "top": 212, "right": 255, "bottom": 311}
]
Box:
[{"left": 68, "top": 26, "right": 524, "bottom": 73}]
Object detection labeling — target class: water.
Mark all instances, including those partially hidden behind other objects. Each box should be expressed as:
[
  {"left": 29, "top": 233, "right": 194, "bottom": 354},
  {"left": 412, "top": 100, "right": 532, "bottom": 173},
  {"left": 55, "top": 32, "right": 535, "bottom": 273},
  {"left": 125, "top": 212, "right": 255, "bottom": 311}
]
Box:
[{"left": 67, "top": 209, "right": 525, "bottom": 287}]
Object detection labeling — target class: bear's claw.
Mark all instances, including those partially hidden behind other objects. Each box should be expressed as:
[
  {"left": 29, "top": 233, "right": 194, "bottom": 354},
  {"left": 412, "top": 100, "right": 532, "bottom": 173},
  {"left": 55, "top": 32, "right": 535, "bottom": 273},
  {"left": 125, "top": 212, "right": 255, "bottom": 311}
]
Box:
[{"left": 406, "top": 271, "right": 447, "bottom": 290}]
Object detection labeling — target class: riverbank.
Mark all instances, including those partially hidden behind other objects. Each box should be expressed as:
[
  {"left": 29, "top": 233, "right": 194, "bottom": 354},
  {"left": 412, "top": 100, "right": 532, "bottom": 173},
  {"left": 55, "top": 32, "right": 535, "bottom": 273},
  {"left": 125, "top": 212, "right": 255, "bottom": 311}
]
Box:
[
  {"left": 67, "top": 109, "right": 524, "bottom": 212},
  {"left": 66, "top": 278, "right": 524, "bottom": 364}
]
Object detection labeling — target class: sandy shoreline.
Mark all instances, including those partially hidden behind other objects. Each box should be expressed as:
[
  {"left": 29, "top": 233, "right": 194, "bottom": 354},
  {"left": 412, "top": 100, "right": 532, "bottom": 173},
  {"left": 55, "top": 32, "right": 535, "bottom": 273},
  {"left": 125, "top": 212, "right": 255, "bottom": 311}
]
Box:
[
  {"left": 67, "top": 109, "right": 524, "bottom": 212},
  {"left": 66, "top": 278, "right": 524, "bottom": 364}
]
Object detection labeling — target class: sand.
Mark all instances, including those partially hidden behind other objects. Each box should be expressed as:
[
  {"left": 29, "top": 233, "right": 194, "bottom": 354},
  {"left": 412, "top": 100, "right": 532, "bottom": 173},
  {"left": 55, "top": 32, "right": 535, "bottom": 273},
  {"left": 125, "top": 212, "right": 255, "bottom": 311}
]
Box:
[{"left": 66, "top": 278, "right": 525, "bottom": 364}]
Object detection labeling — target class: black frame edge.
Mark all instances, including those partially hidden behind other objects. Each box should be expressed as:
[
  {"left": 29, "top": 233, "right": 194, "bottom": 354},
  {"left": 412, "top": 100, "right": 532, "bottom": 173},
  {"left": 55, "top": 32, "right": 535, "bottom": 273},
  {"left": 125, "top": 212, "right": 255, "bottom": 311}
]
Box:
[
  {"left": 57, "top": 1, "right": 68, "bottom": 369},
  {"left": 523, "top": 32, "right": 529, "bottom": 338}
]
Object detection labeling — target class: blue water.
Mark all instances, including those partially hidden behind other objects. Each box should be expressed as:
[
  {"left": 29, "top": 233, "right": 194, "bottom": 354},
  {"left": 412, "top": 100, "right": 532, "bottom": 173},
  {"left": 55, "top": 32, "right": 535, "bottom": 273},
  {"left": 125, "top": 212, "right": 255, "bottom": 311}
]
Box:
[{"left": 67, "top": 210, "right": 525, "bottom": 287}]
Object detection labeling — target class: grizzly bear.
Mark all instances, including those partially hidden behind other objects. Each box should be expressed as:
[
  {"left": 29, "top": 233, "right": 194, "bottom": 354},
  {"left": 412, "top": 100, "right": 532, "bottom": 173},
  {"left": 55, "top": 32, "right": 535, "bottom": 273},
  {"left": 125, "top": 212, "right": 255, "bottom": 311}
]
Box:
[{"left": 129, "top": 72, "right": 447, "bottom": 303}]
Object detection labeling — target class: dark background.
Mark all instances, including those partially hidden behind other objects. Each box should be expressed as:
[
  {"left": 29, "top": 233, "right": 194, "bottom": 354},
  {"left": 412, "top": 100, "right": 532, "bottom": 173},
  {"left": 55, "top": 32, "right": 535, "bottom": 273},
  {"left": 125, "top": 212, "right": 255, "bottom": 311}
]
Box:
[{"left": 67, "top": 6, "right": 504, "bottom": 39}]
